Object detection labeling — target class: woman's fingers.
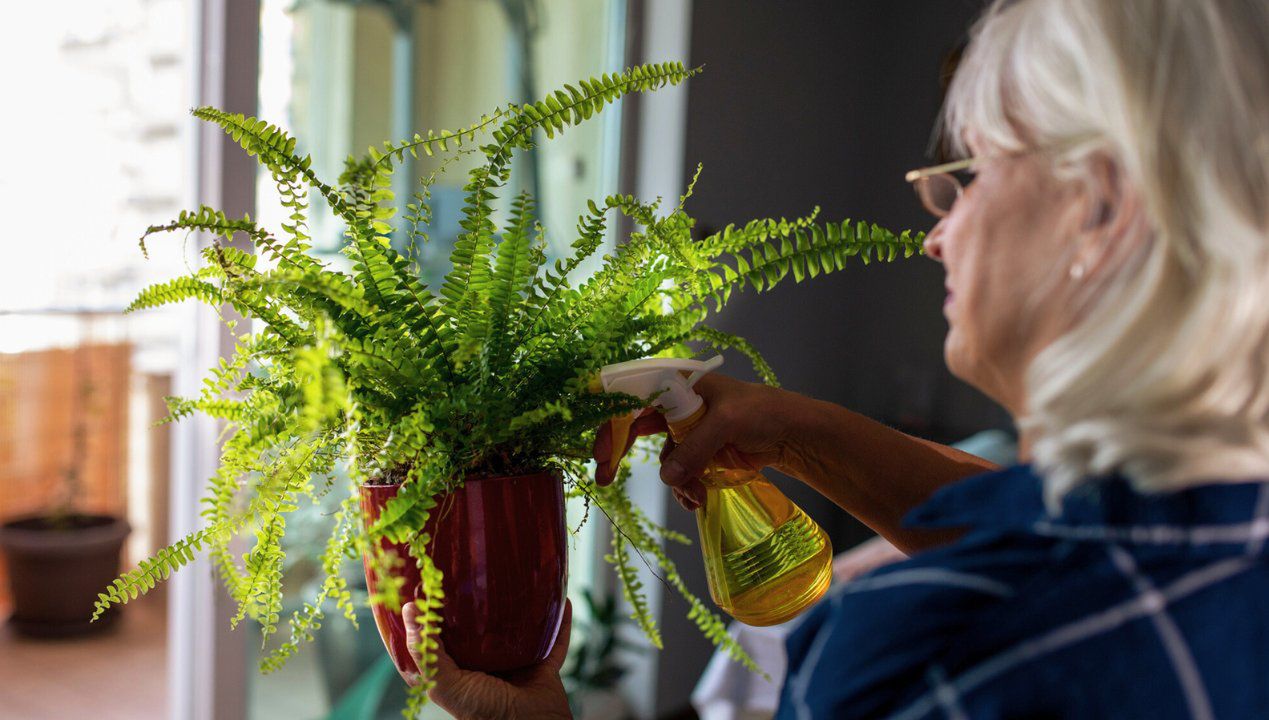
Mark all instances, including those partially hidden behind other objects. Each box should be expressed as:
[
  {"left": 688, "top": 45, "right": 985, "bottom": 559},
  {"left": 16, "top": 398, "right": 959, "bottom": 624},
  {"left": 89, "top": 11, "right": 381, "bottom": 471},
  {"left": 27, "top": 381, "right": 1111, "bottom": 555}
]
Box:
[
  {"left": 402, "top": 600, "right": 423, "bottom": 685},
  {"left": 630, "top": 411, "right": 669, "bottom": 437},
  {"left": 403, "top": 600, "right": 435, "bottom": 686},
  {"left": 426, "top": 636, "right": 463, "bottom": 691},
  {"left": 672, "top": 483, "right": 705, "bottom": 511},
  {"left": 660, "top": 415, "right": 727, "bottom": 489},
  {"left": 659, "top": 436, "right": 677, "bottom": 462},
  {"left": 664, "top": 438, "right": 705, "bottom": 511},
  {"left": 684, "top": 479, "right": 706, "bottom": 507},
  {"left": 403, "top": 599, "right": 461, "bottom": 689}
]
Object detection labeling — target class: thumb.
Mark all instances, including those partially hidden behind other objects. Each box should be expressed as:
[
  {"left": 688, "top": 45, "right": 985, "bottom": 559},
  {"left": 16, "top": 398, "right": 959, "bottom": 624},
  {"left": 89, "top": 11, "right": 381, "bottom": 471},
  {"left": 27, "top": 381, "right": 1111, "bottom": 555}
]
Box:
[
  {"left": 403, "top": 599, "right": 460, "bottom": 687},
  {"left": 544, "top": 599, "right": 573, "bottom": 672},
  {"left": 402, "top": 600, "right": 425, "bottom": 685}
]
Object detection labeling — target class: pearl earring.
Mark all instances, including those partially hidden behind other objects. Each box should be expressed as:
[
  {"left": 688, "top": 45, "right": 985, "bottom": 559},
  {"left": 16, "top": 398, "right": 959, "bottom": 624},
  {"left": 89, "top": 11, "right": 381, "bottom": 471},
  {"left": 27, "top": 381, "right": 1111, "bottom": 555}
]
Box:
[{"left": 1070, "top": 262, "right": 1086, "bottom": 280}]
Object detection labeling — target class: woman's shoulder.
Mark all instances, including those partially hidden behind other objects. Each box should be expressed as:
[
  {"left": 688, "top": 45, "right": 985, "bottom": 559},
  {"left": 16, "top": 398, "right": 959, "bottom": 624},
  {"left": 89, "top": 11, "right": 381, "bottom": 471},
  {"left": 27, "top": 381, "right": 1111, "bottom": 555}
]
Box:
[
  {"left": 778, "top": 465, "right": 1269, "bottom": 719},
  {"left": 780, "top": 533, "right": 1269, "bottom": 719}
]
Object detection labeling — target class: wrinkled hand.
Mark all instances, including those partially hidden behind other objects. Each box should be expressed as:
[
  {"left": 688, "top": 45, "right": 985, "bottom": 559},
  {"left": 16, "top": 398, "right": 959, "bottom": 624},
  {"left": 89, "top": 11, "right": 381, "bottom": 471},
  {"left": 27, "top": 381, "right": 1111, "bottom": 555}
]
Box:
[
  {"left": 404, "top": 600, "right": 573, "bottom": 720},
  {"left": 592, "top": 374, "right": 796, "bottom": 511}
]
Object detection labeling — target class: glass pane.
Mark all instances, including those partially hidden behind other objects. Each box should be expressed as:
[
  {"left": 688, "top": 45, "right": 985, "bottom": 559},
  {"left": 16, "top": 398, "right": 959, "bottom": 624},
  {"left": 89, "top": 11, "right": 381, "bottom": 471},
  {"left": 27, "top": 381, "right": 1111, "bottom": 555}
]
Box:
[
  {"left": 0, "top": 0, "right": 194, "bottom": 716},
  {"left": 248, "top": 2, "right": 626, "bottom": 717}
]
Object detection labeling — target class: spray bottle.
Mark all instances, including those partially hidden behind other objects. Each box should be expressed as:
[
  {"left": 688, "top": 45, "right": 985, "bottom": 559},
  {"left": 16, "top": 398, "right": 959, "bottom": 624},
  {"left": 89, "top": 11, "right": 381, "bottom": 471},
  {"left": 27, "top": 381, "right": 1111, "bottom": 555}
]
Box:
[{"left": 592, "top": 356, "right": 832, "bottom": 626}]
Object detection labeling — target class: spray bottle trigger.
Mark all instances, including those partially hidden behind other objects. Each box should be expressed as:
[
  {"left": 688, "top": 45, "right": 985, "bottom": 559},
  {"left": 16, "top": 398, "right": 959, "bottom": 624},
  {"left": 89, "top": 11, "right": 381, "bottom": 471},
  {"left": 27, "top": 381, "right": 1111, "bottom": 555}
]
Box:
[{"left": 606, "top": 412, "right": 638, "bottom": 477}]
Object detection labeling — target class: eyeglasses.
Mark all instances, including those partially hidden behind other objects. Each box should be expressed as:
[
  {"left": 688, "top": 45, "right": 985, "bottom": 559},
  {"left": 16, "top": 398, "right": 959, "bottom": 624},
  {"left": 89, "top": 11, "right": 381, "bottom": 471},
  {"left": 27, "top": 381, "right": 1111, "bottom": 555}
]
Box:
[
  {"left": 904, "top": 136, "right": 1099, "bottom": 218},
  {"left": 903, "top": 156, "right": 986, "bottom": 219}
]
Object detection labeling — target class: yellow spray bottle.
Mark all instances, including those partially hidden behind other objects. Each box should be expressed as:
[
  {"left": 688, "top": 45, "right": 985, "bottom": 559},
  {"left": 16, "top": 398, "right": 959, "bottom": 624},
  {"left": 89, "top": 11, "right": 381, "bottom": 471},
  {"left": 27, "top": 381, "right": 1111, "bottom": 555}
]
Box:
[{"left": 593, "top": 356, "right": 833, "bottom": 626}]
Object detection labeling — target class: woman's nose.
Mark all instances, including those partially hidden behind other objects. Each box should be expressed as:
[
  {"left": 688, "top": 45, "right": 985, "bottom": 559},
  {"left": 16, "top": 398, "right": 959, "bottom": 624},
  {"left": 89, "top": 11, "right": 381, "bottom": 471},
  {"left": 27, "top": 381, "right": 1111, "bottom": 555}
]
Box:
[{"left": 922, "top": 221, "right": 946, "bottom": 263}]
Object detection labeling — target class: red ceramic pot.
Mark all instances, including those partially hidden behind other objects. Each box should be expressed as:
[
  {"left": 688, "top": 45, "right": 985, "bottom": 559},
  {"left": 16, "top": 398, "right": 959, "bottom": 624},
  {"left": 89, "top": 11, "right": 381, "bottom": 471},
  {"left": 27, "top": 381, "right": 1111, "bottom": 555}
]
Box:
[{"left": 359, "top": 470, "right": 568, "bottom": 678}]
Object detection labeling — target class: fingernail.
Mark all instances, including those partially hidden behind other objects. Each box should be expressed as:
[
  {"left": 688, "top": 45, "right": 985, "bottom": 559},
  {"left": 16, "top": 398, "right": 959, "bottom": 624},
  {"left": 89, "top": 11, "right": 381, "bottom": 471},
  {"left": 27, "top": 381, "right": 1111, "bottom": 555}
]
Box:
[
  {"left": 661, "top": 459, "right": 684, "bottom": 486},
  {"left": 690, "top": 486, "right": 706, "bottom": 508}
]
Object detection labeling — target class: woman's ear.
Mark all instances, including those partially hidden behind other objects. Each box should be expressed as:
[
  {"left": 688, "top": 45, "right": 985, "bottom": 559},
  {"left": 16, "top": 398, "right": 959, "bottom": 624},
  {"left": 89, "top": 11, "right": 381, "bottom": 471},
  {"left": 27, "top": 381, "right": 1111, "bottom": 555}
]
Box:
[
  {"left": 1072, "top": 153, "right": 1147, "bottom": 279},
  {"left": 1083, "top": 199, "right": 1113, "bottom": 230},
  {"left": 1082, "top": 153, "right": 1125, "bottom": 229}
]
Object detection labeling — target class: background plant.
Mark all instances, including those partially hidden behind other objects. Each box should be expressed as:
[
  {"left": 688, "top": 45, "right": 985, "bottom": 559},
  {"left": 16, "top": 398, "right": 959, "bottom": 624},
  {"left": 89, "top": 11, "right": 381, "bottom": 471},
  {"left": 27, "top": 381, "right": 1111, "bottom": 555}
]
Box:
[
  {"left": 562, "top": 588, "right": 644, "bottom": 714},
  {"left": 91, "top": 61, "right": 924, "bottom": 715}
]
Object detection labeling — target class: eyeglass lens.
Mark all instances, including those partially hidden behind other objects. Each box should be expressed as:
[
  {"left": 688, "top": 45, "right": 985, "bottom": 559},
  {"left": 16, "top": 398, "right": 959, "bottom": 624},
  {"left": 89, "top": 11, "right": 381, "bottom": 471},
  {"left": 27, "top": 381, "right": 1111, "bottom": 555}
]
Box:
[{"left": 915, "top": 174, "right": 961, "bottom": 218}]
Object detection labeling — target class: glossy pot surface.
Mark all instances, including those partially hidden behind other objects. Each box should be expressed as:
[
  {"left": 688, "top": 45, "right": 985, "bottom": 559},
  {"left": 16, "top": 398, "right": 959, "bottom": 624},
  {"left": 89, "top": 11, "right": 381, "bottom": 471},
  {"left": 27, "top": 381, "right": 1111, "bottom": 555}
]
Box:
[{"left": 359, "top": 470, "right": 567, "bottom": 677}]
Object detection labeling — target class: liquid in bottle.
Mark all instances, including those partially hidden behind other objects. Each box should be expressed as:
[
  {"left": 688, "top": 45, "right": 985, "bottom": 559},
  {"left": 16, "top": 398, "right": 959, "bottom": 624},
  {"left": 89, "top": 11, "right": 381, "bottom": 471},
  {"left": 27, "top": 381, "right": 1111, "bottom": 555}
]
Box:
[{"left": 669, "top": 408, "right": 832, "bottom": 626}]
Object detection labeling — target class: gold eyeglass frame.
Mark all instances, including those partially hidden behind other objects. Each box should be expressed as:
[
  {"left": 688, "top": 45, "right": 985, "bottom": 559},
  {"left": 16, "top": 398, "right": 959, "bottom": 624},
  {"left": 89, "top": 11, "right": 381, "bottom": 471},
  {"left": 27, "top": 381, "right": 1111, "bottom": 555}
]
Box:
[
  {"left": 903, "top": 157, "right": 987, "bottom": 219},
  {"left": 904, "top": 136, "right": 1099, "bottom": 218}
]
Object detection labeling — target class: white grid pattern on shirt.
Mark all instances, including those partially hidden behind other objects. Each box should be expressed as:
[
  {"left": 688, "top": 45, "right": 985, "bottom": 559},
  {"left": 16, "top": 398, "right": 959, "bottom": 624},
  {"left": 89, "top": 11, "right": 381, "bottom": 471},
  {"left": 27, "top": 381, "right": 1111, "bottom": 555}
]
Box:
[
  {"left": 881, "top": 557, "right": 1255, "bottom": 720},
  {"left": 791, "top": 591, "right": 844, "bottom": 720},
  {"left": 832, "top": 568, "right": 1015, "bottom": 600},
  {"left": 1248, "top": 484, "right": 1269, "bottom": 556},
  {"left": 1107, "top": 544, "right": 1215, "bottom": 720},
  {"left": 1032, "top": 519, "right": 1269, "bottom": 546},
  {"left": 791, "top": 568, "right": 1013, "bottom": 720},
  {"left": 926, "top": 665, "right": 970, "bottom": 720}
]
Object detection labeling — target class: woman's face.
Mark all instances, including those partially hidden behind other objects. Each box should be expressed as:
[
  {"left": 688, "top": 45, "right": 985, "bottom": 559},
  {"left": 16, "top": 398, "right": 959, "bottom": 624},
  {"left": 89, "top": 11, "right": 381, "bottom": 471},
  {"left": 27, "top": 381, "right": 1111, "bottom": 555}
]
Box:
[{"left": 922, "top": 145, "right": 1084, "bottom": 414}]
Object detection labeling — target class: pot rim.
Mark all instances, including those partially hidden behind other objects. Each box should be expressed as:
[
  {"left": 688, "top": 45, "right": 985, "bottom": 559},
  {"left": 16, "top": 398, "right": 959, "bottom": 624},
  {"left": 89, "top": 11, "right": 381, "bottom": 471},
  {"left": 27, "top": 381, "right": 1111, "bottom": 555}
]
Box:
[
  {"left": 361, "top": 468, "right": 561, "bottom": 489},
  {"left": 0, "top": 514, "right": 131, "bottom": 554}
]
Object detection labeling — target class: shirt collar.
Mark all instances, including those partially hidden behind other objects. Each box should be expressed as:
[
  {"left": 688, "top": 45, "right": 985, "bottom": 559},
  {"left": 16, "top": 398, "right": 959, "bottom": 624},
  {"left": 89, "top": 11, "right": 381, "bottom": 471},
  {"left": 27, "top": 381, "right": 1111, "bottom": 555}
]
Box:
[{"left": 904, "top": 463, "right": 1269, "bottom": 554}]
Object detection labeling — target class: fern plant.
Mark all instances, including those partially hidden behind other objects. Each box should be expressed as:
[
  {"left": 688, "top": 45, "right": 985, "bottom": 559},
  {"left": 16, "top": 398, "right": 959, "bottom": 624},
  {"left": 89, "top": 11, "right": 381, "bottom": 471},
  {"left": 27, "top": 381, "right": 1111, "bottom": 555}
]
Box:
[{"left": 97, "top": 62, "right": 924, "bottom": 715}]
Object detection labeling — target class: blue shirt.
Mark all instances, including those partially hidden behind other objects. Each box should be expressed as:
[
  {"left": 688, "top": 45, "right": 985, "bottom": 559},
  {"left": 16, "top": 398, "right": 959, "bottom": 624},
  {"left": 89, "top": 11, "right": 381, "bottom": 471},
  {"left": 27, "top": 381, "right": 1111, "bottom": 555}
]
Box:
[{"left": 776, "top": 464, "right": 1269, "bottom": 719}]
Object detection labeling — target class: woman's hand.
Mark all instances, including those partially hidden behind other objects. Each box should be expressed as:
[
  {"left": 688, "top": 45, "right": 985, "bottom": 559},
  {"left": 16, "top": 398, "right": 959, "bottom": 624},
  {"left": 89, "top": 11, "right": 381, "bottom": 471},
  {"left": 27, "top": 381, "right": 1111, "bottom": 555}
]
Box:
[
  {"left": 404, "top": 600, "right": 574, "bottom": 720},
  {"left": 592, "top": 374, "right": 802, "bottom": 510}
]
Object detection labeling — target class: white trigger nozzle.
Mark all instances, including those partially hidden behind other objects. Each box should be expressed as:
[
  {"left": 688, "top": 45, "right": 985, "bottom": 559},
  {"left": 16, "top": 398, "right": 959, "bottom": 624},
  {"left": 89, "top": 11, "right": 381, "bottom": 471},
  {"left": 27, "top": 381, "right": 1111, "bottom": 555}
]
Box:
[{"left": 686, "top": 354, "right": 725, "bottom": 388}]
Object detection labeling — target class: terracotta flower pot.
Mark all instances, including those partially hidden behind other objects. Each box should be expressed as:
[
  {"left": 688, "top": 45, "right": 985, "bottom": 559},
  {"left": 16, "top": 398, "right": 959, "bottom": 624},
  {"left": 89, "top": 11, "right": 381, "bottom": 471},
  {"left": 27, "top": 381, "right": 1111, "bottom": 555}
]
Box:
[
  {"left": 0, "top": 514, "right": 131, "bottom": 637},
  {"left": 359, "top": 470, "right": 568, "bottom": 678}
]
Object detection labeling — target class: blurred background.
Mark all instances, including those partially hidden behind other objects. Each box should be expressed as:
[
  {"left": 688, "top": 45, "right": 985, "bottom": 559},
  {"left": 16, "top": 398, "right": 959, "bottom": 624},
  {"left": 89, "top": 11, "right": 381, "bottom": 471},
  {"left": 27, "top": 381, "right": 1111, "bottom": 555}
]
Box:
[{"left": 0, "top": 0, "right": 1004, "bottom": 718}]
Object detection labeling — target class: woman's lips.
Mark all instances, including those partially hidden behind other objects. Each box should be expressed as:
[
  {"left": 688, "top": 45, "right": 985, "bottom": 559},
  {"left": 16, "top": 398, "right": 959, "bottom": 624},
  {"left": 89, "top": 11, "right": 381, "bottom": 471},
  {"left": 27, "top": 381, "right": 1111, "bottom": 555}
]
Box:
[{"left": 944, "top": 287, "right": 954, "bottom": 306}]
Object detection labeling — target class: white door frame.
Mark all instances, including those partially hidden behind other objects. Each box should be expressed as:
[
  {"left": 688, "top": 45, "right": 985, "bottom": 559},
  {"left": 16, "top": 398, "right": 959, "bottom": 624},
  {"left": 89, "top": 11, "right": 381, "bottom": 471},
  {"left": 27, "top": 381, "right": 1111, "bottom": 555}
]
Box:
[
  {"left": 169, "top": 1, "right": 258, "bottom": 719},
  {"left": 619, "top": 1, "right": 694, "bottom": 718}
]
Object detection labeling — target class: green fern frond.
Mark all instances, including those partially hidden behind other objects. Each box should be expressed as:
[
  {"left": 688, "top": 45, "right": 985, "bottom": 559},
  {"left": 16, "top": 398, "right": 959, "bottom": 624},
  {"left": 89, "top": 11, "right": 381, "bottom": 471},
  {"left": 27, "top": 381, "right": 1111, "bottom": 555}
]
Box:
[
  {"left": 126, "top": 276, "right": 222, "bottom": 313},
  {"left": 92, "top": 520, "right": 235, "bottom": 620},
  {"left": 404, "top": 533, "right": 445, "bottom": 694},
  {"left": 259, "top": 489, "right": 360, "bottom": 673},
  {"left": 593, "top": 471, "right": 761, "bottom": 674},
  {"left": 691, "top": 326, "right": 780, "bottom": 387},
  {"left": 120, "top": 63, "right": 926, "bottom": 693},
  {"left": 371, "top": 110, "right": 505, "bottom": 167},
  {"left": 482, "top": 191, "right": 536, "bottom": 380},
  {"left": 139, "top": 205, "right": 258, "bottom": 258},
  {"left": 721, "top": 220, "right": 924, "bottom": 295},
  {"left": 608, "top": 533, "right": 661, "bottom": 649},
  {"left": 440, "top": 63, "right": 699, "bottom": 336},
  {"left": 510, "top": 63, "right": 700, "bottom": 145},
  {"left": 192, "top": 107, "right": 351, "bottom": 222}
]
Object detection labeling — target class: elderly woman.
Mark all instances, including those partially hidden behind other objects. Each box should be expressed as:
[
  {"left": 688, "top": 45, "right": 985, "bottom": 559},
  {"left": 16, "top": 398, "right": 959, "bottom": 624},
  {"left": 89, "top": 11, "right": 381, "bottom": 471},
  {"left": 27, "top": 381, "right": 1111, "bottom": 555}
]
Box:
[{"left": 407, "top": 0, "right": 1269, "bottom": 716}]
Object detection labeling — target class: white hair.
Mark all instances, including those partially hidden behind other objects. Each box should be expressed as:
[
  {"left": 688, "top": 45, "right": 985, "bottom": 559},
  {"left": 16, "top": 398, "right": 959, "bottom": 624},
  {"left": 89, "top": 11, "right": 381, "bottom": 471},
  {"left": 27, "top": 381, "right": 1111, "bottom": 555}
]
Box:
[{"left": 943, "top": 0, "right": 1269, "bottom": 505}]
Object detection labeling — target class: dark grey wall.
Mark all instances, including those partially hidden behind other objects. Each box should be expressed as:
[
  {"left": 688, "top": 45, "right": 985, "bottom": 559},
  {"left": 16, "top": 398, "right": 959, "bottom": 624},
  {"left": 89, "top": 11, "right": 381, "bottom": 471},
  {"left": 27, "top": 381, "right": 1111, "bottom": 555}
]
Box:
[{"left": 651, "top": 1, "right": 1008, "bottom": 716}]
